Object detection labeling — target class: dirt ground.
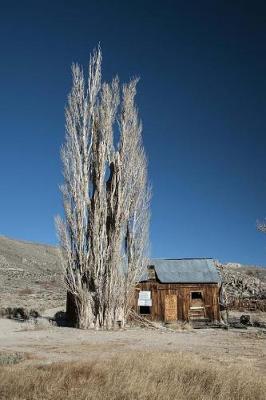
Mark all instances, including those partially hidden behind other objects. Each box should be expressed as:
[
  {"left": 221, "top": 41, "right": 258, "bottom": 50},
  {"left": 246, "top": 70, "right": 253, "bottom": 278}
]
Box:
[
  {"left": 1, "top": 311, "right": 266, "bottom": 375},
  {"left": 1, "top": 236, "right": 266, "bottom": 378}
]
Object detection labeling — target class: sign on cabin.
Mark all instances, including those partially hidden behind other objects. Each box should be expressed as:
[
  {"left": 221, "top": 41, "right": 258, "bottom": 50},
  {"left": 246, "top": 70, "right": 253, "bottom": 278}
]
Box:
[
  {"left": 164, "top": 294, "right": 177, "bottom": 322},
  {"left": 138, "top": 291, "right": 152, "bottom": 306}
]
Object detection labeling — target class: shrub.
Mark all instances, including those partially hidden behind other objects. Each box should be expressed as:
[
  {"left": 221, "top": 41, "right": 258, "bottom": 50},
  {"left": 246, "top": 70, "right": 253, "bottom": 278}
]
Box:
[
  {"left": 18, "top": 318, "right": 54, "bottom": 331},
  {"left": 17, "top": 288, "right": 34, "bottom": 296},
  {"left": 0, "top": 353, "right": 23, "bottom": 366},
  {"left": 0, "top": 307, "right": 40, "bottom": 320}
]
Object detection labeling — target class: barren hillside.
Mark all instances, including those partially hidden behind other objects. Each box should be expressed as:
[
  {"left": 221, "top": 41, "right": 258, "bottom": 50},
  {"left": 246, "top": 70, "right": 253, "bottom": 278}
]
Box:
[
  {"left": 0, "top": 236, "right": 65, "bottom": 311},
  {"left": 0, "top": 235, "right": 266, "bottom": 313},
  {"left": 222, "top": 262, "right": 266, "bottom": 282},
  {"left": 217, "top": 262, "right": 266, "bottom": 308}
]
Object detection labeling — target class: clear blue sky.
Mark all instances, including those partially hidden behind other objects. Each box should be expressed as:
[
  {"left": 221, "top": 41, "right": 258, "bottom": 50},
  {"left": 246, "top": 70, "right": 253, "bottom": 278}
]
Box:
[{"left": 1, "top": 1, "right": 266, "bottom": 265}]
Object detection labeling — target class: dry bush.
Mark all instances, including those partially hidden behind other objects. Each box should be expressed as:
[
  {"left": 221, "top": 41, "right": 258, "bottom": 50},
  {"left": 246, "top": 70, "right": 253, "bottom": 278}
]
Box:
[
  {"left": 175, "top": 321, "right": 193, "bottom": 331},
  {"left": 0, "top": 352, "right": 265, "bottom": 400},
  {"left": 0, "top": 307, "right": 40, "bottom": 320},
  {"left": 36, "top": 279, "right": 58, "bottom": 289},
  {"left": 0, "top": 353, "right": 24, "bottom": 366},
  {"left": 17, "top": 288, "right": 34, "bottom": 296},
  {"left": 18, "top": 318, "right": 55, "bottom": 331}
]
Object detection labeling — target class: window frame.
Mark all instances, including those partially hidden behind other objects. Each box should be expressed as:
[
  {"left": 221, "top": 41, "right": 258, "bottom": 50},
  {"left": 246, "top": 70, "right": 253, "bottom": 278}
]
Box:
[{"left": 190, "top": 291, "right": 204, "bottom": 301}]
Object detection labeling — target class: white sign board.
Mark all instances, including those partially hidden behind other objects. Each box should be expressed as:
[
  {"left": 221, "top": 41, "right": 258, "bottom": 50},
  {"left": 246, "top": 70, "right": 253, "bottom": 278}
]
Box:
[
  {"left": 138, "top": 291, "right": 152, "bottom": 306},
  {"left": 139, "top": 291, "right": 151, "bottom": 300},
  {"left": 138, "top": 299, "right": 152, "bottom": 307}
]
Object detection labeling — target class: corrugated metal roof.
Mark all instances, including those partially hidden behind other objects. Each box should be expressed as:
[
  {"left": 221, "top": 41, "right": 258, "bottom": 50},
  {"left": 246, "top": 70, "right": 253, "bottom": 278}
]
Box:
[{"left": 141, "top": 258, "right": 221, "bottom": 283}]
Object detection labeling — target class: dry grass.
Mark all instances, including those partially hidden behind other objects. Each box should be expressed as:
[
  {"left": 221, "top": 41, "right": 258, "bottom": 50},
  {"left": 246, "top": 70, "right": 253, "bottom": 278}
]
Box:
[
  {"left": 175, "top": 321, "right": 193, "bottom": 331},
  {"left": 0, "top": 352, "right": 265, "bottom": 400},
  {"left": 17, "top": 288, "right": 34, "bottom": 296}
]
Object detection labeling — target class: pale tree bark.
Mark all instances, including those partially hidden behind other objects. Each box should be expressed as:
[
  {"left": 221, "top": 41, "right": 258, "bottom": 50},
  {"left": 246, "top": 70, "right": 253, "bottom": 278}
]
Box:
[{"left": 56, "top": 46, "right": 150, "bottom": 329}]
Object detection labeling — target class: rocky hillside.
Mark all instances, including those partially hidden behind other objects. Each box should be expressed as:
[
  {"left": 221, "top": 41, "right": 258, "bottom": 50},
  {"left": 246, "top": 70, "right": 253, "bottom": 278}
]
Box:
[
  {"left": 217, "top": 262, "right": 266, "bottom": 308},
  {"left": 0, "top": 235, "right": 266, "bottom": 312},
  {"left": 0, "top": 236, "right": 65, "bottom": 311}
]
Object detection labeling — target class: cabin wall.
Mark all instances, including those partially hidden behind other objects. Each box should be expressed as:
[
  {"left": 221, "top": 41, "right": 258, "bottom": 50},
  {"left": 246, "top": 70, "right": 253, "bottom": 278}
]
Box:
[{"left": 133, "top": 282, "right": 220, "bottom": 322}]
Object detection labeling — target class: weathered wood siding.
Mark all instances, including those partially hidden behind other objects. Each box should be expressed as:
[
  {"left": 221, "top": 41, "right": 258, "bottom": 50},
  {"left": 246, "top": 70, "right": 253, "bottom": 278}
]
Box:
[{"left": 134, "top": 282, "right": 220, "bottom": 322}]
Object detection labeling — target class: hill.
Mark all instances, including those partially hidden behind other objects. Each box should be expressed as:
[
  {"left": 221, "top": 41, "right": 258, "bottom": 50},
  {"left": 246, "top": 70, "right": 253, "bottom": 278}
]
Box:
[
  {"left": 0, "top": 235, "right": 266, "bottom": 313},
  {"left": 217, "top": 262, "right": 266, "bottom": 310},
  {"left": 0, "top": 236, "right": 65, "bottom": 311}
]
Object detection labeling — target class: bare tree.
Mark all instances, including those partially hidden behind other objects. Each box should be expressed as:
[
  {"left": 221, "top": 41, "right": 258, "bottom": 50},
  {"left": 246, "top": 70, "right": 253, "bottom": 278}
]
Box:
[
  {"left": 56, "top": 46, "right": 150, "bottom": 329},
  {"left": 257, "top": 219, "right": 266, "bottom": 233}
]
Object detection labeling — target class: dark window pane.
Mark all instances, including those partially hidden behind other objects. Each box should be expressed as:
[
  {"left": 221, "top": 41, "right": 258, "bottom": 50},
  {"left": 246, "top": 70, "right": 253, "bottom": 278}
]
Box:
[
  {"left": 191, "top": 292, "right": 202, "bottom": 299},
  {"left": 139, "top": 306, "right": 151, "bottom": 314}
]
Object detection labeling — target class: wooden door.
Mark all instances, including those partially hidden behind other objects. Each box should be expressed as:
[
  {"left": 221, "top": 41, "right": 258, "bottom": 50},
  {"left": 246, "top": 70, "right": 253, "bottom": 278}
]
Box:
[{"left": 164, "top": 294, "right": 177, "bottom": 322}]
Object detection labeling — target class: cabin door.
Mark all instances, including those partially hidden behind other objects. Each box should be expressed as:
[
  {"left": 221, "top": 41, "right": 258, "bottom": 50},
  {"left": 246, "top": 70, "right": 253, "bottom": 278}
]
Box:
[
  {"left": 164, "top": 294, "right": 177, "bottom": 322},
  {"left": 189, "top": 291, "right": 206, "bottom": 320}
]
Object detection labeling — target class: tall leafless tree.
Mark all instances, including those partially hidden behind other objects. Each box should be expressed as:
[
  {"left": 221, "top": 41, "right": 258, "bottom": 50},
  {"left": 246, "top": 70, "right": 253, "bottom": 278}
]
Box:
[{"left": 56, "top": 46, "right": 150, "bottom": 329}]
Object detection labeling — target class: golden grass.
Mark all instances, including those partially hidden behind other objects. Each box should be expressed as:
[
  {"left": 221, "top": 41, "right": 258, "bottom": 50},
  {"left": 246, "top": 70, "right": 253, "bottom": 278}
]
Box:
[{"left": 0, "top": 352, "right": 265, "bottom": 400}]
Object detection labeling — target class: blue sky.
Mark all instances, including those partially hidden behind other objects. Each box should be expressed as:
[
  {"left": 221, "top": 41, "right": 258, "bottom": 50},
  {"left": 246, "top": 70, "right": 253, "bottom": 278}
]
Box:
[{"left": 0, "top": 1, "right": 266, "bottom": 265}]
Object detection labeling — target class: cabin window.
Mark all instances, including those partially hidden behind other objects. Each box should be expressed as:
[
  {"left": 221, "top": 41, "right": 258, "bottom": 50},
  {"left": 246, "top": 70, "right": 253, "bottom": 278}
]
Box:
[
  {"left": 139, "top": 306, "right": 151, "bottom": 315},
  {"left": 191, "top": 291, "right": 203, "bottom": 300}
]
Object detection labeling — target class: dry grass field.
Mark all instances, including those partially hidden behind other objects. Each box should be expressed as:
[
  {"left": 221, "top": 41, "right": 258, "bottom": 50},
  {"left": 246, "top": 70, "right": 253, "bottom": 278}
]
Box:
[
  {"left": 0, "top": 316, "right": 266, "bottom": 399},
  {"left": 1, "top": 352, "right": 265, "bottom": 400}
]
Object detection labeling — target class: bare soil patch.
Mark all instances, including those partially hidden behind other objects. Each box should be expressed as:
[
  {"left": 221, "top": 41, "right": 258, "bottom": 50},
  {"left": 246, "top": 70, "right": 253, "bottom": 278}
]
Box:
[{"left": 0, "top": 317, "right": 265, "bottom": 373}]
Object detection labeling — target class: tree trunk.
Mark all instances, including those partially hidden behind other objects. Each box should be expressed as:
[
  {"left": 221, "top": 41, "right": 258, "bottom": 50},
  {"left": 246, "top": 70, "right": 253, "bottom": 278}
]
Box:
[
  {"left": 66, "top": 291, "right": 91, "bottom": 329},
  {"left": 66, "top": 291, "right": 78, "bottom": 326}
]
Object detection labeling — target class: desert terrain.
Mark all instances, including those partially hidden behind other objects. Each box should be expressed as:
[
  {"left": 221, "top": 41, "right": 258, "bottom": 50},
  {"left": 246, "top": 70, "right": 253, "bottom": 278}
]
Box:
[
  {"left": 0, "top": 236, "right": 266, "bottom": 399},
  {"left": 0, "top": 313, "right": 266, "bottom": 371}
]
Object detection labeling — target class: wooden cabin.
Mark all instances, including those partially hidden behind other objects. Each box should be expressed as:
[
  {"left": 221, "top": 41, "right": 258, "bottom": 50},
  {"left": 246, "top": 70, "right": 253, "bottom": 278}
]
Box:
[{"left": 133, "top": 258, "right": 221, "bottom": 323}]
